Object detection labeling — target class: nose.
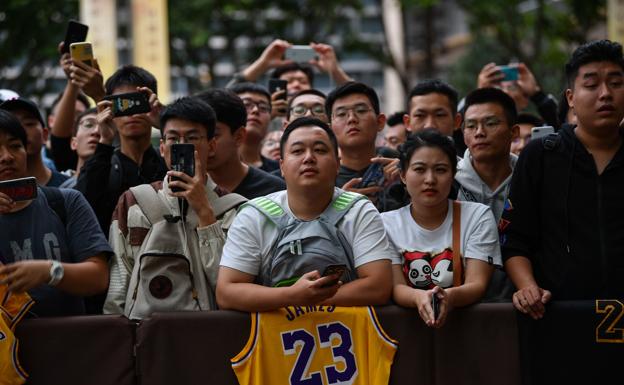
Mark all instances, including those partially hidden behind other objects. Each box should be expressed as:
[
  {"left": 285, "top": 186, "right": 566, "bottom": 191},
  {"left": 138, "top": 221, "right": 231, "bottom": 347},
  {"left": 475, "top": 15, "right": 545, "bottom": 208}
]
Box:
[
  {"left": 303, "top": 148, "right": 316, "bottom": 163},
  {"left": 0, "top": 145, "right": 15, "bottom": 163},
  {"left": 598, "top": 81, "right": 613, "bottom": 100},
  {"left": 424, "top": 169, "right": 435, "bottom": 184},
  {"left": 424, "top": 115, "right": 438, "bottom": 131}
]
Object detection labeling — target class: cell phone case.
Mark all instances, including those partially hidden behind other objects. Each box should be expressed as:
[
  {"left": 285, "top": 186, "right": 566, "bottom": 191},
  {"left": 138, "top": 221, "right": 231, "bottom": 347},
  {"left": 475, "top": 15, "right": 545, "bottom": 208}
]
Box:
[
  {"left": 0, "top": 177, "right": 38, "bottom": 202},
  {"left": 105, "top": 92, "right": 151, "bottom": 117}
]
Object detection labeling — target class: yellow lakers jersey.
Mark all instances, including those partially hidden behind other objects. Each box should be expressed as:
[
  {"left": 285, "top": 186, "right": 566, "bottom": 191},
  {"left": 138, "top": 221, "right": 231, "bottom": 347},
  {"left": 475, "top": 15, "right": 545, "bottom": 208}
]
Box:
[
  {"left": 232, "top": 306, "right": 397, "bottom": 385},
  {"left": 1, "top": 282, "right": 34, "bottom": 385}
]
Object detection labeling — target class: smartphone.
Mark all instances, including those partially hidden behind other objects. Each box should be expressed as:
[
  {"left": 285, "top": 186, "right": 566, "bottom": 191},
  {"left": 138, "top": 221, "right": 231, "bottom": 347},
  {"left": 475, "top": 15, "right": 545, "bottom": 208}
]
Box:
[
  {"left": 498, "top": 65, "right": 519, "bottom": 81},
  {"left": 170, "top": 144, "right": 195, "bottom": 193},
  {"left": 62, "top": 20, "right": 89, "bottom": 54},
  {"left": 358, "top": 163, "right": 385, "bottom": 188},
  {"left": 70, "top": 42, "right": 94, "bottom": 67},
  {"left": 285, "top": 45, "right": 316, "bottom": 62},
  {"left": 321, "top": 264, "right": 347, "bottom": 287},
  {"left": 104, "top": 92, "right": 151, "bottom": 117},
  {"left": 431, "top": 292, "right": 440, "bottom": 322},
  {"left": 268, "top": 79, "right": 288, "bottom": 100},
  {"left": 0, "top": 177, "right": 38, "bottom": 202},
  {"left": 530, "top": 125, "right": 555, "bottom": 140}
]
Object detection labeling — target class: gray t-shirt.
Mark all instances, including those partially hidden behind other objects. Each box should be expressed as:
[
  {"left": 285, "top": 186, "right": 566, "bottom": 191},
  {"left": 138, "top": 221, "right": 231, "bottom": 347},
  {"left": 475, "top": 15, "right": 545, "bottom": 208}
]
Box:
[{"left": 0, "top": 187, "right": 112, "bottom": 317}]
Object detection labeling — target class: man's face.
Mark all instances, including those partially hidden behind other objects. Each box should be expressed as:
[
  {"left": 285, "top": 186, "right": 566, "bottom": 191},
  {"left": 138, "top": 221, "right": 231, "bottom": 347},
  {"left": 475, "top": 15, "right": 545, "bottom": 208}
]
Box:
[
  {"left": 238, "top": 92, "right": 272, "bottom": 142},
  {"left": 463, "top": 102, "right": 516, "bottom": 162},
  {"left": 567, "top": 61, "right": 624, "bottom": 132},
  {"left": 159, "top": 118, "right": 215, "bottom": 172},
  {"left": 288, "top": 94, "right": 327, "bottom": 123},
  {"left": 510, "top": 123, "right": 534, "bottom": 155},
  {"left": 384, "top": 123, "right": 407, "bottom": 150},
  {"left": 111, "top": 85, "right": 153, "bottom": 139},
  {"left": 280, "top": 125, "right": 339, "bottom": 191},
  {"left": 330, "top": 93, "right": 384, "bottom": 150},
  {"left": 405, "top": 93, "right": 457, "bottom": 136},
  {"left": 71, "top": 113, "right": 100, "bottom": 159},
  {"left": 0, "top": 132, "right": 27, "bottom": 181},
  {"left": 204, "top": 122, "right": 243, "bottom": 172},
  {"left": 261, "top": 130, "right": 282, "bottom": 161},
  {"left": 11, "top": 109, "right": 45, "bottom": 157},
  {"left": 279, "top": 70, "right": 311, "bottom": 97}
]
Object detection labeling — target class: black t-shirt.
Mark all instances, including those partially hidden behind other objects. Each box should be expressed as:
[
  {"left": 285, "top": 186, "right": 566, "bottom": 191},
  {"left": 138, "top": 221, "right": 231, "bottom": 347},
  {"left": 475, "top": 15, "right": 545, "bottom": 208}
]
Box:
[
  {"left": 260, "top": 156, "right": 280, "bottom": 173},
  {"left": 233, "top": 166, "right": 286, "bottom": 199}
]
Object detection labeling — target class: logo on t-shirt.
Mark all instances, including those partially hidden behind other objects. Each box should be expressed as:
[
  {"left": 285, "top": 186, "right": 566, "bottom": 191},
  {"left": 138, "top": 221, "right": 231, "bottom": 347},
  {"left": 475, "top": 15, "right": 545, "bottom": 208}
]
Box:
[{"left": 402, "top": 248, "right": 454, "bottom": 289}]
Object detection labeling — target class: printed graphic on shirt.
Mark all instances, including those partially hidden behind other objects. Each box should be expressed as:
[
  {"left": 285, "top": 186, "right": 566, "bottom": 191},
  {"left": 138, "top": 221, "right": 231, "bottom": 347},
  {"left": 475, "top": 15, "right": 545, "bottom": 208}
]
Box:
[{"left": 402, "top": 248, "right": 454, "bottom": 289}]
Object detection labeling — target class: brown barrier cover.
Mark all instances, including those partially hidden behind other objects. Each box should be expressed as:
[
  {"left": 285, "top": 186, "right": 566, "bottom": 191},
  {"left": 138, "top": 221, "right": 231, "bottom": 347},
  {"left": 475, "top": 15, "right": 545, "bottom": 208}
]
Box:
[
  {"left": 15, "top": 315, "right": 136, "bottom": 385},
  {"left": 433, "top": 303, "right": 521, "bottom": 385}
]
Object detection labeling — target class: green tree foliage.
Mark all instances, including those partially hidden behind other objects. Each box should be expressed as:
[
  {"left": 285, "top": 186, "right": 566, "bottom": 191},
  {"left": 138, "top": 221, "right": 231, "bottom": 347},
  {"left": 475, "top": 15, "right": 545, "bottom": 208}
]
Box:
[{"left": 0, "top": 0, "right": 80, "bottom": 96}]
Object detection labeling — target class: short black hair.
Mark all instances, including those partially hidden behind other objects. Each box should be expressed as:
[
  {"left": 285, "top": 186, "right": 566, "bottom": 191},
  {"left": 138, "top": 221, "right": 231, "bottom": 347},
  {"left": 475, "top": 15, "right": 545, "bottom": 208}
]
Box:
[
  {"left": 105, "top": 65, "right": 158, "bottom": 96},
  {"left": 195, "top": 88, "right": 247, "bottom": 134},
  {"left": 73, "top": 107, "right": 98, "bottom": 136},
  {"left": 0, "top": 109, "right": 27, "bottom": 147},
  {"left": 280, "top": 116, "right": 338, "bottom": 159},
  {"left": 387, "top": 111, "right": 406, "bottom": 127},
  {"left": 325, "top": 81, "right": 380, "bottom": 116},
  {"left": 159, "top": 97, "right": 216, "bottom": 139},
  {"left": 287, "top": 88, "right": 327, "bottom": 120},
  {"left": 565, "top": 40, "right": 624, "bottom": 88},
  {"left": 47, "top": 90, "right": 90, "bottom": 122},
  {"left": 463, "top": 87, "right": 518, "bottom": 127},
  {"left": 399, "top": 129, "right": 457, "bottom": 175},
  {"left": 407, "top": 79, "right": 458, "bottom": 115},
  {"left": 228, "top": 82, "right": 271, "bottom": 103},
  {"left": 516, "top": 112, "right": 544, "bottom": 127},
  {"left": 271, "top": 62, "right": 315, "bottom": 85}
]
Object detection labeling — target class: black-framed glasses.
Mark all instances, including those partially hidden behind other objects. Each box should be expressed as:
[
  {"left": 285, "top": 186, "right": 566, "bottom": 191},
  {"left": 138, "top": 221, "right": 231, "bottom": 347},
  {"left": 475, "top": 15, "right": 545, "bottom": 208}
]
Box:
[
  {"left": 290, "top": 104, "right": 326, "bottom": 118},
  {"left": 242, "top": 99, "right": 271, "bottom": 114},
  {"left": 163, "top": 134, "right": 206, "bottom": 145},
  {"left": 332, "top": 104, "right": 373, "bottom": 121}
]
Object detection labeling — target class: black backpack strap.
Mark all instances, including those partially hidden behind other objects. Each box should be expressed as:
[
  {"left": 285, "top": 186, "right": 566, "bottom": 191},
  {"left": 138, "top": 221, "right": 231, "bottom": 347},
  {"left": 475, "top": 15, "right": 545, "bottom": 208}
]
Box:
[
  {"left": 40, "top": 186, "right": 67, "bottom": 227},
  {"left": 542, "top": 132, "right": 561, "bottom": 151},
  {"left": 109, "top": 151, "right": 123, "bottom": 194}
]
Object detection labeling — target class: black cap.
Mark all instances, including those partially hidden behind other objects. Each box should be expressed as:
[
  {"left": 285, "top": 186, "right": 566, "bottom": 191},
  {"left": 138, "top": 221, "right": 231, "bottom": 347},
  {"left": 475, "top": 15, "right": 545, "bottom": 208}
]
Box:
[{"left": 0, "top": 98, "right": 45, "bottom": 127}]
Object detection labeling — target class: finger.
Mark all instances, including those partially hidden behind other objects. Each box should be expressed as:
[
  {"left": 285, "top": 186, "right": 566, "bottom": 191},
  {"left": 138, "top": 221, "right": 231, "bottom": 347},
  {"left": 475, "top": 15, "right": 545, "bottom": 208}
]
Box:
[
  {"left": 167, "top": 170, "right": 194, "bottom": 183},
  {"left": 370, "top": 156, "right": 393, "bottom": 166},
  {"left": 355, "top": 185, "right": 383, "bottom": 196},
  {"left": 541, "top": 290, "right": 552, "bottom": 304},
  {"left": 312, "top": 275, "right": 340, "bottom": 289},
  {"left": 96, "top": 100, "right": 112, "bottom": 113},
  {"left": 58, "top": 41, "right": 65, "bottom": 54},
  {"left": 193, "top": 150, "right": 206, "bottom": 179},
  {"left": 93, "top": 57, "right": 101, "bottom": 71},
  {"left": 341, "top": 178, "right": 362, "bottom": 190},
  {"left": 301, "top": 270, "right": 321, "bottom": 280}
]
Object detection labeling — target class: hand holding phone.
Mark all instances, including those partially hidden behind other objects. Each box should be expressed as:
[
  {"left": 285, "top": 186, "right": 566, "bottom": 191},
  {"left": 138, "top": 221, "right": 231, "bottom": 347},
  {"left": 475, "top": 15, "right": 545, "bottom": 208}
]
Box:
[
  {"left": 170, "top": 144, "right": 195, "bottom": 193},
  {"left": 285, "top": 45, "right": 317, "bottom": 63},
  {"left": 497, "top": 65, "right": 519, "bottom": 81},
  {"left": 70, "top": 42, "right": 94, "bottom": 67},
  {"left": 358, "top": 163, "right": 385, "bottom": 188},
  {"left": 321, "top": 264, "right": 347, "bottom": 287},
  {"left": 103, "top": 92, "right": 151, "bottom": 117},
  {"left": 0, "top": 177, "right": 38, "bottom": 202}
]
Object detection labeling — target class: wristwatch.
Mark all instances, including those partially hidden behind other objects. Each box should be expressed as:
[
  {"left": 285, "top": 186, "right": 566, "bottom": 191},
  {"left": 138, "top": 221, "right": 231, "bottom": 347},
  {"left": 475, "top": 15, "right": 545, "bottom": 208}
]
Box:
[{"left": 48, "top": 260, "right": 64, "bottom": 286}]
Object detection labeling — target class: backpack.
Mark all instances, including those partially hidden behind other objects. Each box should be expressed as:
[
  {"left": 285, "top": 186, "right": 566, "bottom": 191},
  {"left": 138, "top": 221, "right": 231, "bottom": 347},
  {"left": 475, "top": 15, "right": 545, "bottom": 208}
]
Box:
[
  {"left": 245, "top": 191, "right": 366, "bottom": 287},
  {"left": 40, "top": 186, "right": 67, "bottom": 227},
  {"left": 123, "top": 183, "right": 247, "bottom": 320}
]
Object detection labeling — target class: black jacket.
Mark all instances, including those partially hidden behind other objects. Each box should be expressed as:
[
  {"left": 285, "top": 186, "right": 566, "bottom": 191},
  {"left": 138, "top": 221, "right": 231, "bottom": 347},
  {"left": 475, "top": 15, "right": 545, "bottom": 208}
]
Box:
[
  {"left": 501, "top": 124, "right": 624, "bottom": 299},
  {"left": 76, "top": 143, "right": 168, "bottom": 235}
]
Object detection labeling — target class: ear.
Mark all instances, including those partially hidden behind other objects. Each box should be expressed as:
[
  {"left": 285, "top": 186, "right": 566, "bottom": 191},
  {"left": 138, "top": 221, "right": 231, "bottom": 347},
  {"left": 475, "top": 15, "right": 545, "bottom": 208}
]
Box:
[
  {"left": 42, "top": 126, "right": 49, "bottom": 142},
  {"left": 403, "top": 113, "right": 411, "bottom": 132},
  {"left": 376, "top": 113, "right": 387, "bottom": 132},
  {"left": 70, "top": 137, "right": 78, "bottom": 151},
  {"left": 279, "top": 158, "right": 285, "bottom": 179},
  {"left": 399, "top": 169, "right": 407, "bottom": 185},
  {"left": 454, "top": 112, "right": 462, "bottom": 130},
  {"left": 511, "top": 124, "right": 520, "bottom": 140},
  {"left": 159, "top": 138, "right": 165, "bottom": 158},
  {"left": 234, "top": 126, "right": 247, "bottom": 147},
  {"left": 565, "top": 88, "right": 574, "bottom": 109}
]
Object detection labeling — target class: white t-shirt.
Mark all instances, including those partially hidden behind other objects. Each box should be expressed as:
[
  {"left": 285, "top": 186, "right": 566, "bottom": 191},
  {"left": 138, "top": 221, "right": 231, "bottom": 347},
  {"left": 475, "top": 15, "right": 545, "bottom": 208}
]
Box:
[
  {"left": 220, "top": 188, "right": 400, "bottom": 279},
  {"left": 381, "top": 200, "right": 501, "bottom": 289}
]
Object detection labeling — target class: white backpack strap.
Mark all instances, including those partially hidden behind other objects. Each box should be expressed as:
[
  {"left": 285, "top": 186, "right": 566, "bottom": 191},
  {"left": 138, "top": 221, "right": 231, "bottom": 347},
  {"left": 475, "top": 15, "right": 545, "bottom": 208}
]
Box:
[
  {"left": 129, "top": 184, "right": 169, "bottom": 225},
  {"left": 211, "top": 193, "right": 248, "bottom": 218}
]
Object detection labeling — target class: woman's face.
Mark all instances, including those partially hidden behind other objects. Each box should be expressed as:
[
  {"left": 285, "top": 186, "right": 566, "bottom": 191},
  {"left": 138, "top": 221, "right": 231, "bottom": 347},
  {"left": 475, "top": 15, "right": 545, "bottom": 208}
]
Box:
[{"left": 401, "top": 146, "right": 454, "bottom": 208}]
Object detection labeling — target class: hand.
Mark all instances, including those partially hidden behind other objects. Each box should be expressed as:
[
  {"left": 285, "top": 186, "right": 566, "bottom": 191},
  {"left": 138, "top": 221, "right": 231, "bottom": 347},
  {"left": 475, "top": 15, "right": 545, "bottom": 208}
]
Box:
[
  {"left": 70, "top": 59, "right": 105, "bottom": 101},
  {"left": 342, "top": 178, "right": 383, "bottom": 204},
  {"left": 309, "top": 42, "right": 339, "bottom": 74},
  {"left": 512, "top": 285, "right": 551, "bottom": 320},
  {"left": 96, "top": 99, "right": 117, "bottom": 145},
  {"left": 0, "top": 260, "right": 53, "bottom": 293},
  {"left": 414, "top": 286, "right": 449, "bottom": 328},
  {"left": 477, "top": 62, "right": 505, "bottom": 88},
  {"left": 0, "top": 192, "right": 16, "bottom": 214},
  {"left": 516, "top": 63, "right": 540, "bottom": 97},
  {"left": 271, "top": 89, "right": 288, "bottom": 119},
  {"left": 167, "top": 150, "right": 215, "bottom": 227},
  {"left": 371, "top": 157, "right": 400, "bottom": 186},
  {"left": 137, "top": 86, "right": 162, "bottom": 129},
  {"left": 257, "top": 39, "right": 292, "bottom": 71},
  {"left": 58, "top": 42, "right": 72, "bottom": 78},
  {"left": 287, "top": 270, "right": 341, "bottom": 306}
]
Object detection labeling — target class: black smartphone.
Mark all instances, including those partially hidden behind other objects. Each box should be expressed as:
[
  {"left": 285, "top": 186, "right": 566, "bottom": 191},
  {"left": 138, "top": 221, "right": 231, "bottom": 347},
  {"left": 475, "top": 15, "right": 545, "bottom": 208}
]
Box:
[
  {"left": 62, "top": 20, "right": 89, "bottom": 54},
  {"left": 170, "top": 144, "right": 195, "bottom": 193},
  {"left": 322, "top": 264, "right": 347, "bottom": 287},
  {"left": 0, "top": 177, "right": 38, "bottom": 202},
  {"left": 104, "top": 92, "right": 151, "bottom": 117},
  {"left": 358, "top": 163, "right": 385, "bottom": 188},
  {"left": 268, "top": 79, "right": 288, "bottom": 100},
  {"left": 431, "top": 292, "right": 440, "bottom": 322}
]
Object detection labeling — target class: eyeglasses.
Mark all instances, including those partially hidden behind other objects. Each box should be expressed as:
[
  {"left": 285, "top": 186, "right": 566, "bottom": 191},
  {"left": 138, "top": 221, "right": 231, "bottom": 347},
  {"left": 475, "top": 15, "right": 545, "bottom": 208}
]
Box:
[
  {"left": 163, "top": 134, "right": 206, "bottom": 145},
  {"left": 463, "top": 117, "right": 503, "bottom": 133},
  {"left": 242, "top": 99, "right": 271, "bottom": 114},
  {"left": 332, "top": 104, "right": 373, "bottom": 121},
  {"left": 290, "top": 104, "right": 326, "bottom": 118},
  {"left": 78, "top": 118, "right": 98, "bottom": 131}
]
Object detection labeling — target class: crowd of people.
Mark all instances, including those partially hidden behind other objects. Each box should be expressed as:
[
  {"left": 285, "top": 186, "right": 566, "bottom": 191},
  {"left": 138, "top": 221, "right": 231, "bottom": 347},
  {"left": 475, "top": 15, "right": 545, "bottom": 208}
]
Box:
[{"left": 0, "top": 36, "right": 623, "bottom": 332}]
